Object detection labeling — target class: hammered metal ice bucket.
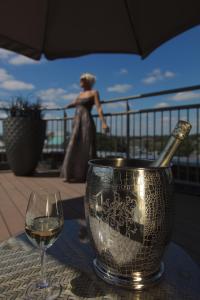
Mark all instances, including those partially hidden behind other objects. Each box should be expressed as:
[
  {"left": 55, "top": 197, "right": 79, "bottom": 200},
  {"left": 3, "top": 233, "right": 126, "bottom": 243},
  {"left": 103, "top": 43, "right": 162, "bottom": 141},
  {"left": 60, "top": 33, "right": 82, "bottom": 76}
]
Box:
[{"left": 85, "top": 158, "right": 173, "bottom": 290}]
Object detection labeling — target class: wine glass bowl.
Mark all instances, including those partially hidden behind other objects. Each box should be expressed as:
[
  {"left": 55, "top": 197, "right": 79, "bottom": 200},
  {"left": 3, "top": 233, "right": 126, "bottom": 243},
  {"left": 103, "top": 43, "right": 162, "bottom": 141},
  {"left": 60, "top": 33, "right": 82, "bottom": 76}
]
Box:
[{"left": 25, "top": 189, "right": 64, "bottom": 299}]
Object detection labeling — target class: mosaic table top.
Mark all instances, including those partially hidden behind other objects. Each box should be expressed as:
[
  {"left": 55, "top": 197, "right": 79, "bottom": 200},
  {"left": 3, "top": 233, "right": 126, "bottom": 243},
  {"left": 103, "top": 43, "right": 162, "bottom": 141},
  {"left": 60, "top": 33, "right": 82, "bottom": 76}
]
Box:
[{"left": 0, "top": 219, "right": 200, "bottom": 299}]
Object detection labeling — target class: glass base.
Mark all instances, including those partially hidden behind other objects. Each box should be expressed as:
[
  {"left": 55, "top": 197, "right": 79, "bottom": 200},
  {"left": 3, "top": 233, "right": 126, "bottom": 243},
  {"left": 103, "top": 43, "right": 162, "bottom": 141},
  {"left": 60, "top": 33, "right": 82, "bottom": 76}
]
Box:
[
  {"left": 25, "top": 281, "right": 62, "bottom": 300},
  {"left": 93, "top": 259, "right": 164, "bottom": 290}
]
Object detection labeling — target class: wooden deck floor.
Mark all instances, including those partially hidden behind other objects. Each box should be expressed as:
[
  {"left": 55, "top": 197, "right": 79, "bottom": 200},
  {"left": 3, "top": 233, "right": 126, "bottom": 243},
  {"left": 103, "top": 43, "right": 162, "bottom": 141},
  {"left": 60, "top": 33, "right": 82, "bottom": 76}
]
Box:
[
  {"left": 0, "top": 170, "right": 200, "bottom": 267},
  {"left": 0, "top": 170, "right": 86, "bottom": 242}
]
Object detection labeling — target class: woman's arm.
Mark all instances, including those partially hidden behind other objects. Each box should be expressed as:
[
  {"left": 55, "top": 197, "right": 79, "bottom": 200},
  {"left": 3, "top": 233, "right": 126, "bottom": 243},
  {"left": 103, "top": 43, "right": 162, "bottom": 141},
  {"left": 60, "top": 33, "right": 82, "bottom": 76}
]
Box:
[
  {"left": 64, "top": 96, "right": 78, "bottom": 109},
  {"left": 94, "top": 91, "right": 109, "bottom": 132}
]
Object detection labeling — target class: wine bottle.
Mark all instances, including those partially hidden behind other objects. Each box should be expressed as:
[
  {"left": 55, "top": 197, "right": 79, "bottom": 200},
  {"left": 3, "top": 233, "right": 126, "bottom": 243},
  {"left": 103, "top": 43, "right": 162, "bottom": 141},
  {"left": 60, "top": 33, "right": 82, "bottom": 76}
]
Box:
[{"left": 150, "top": 120, "right": 192, "bottom": 167}]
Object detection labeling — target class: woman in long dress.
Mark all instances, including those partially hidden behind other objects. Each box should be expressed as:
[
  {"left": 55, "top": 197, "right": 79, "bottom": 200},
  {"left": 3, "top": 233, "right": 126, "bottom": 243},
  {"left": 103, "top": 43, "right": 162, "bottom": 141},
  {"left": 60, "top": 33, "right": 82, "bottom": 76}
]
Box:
[{"left": 60, "top": 73, "right": 109, "bottom": 182}]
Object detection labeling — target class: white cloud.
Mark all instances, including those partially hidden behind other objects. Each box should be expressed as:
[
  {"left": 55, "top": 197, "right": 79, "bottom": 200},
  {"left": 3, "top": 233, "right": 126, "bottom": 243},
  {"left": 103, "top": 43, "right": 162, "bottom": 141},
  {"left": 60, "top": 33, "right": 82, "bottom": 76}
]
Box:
[
  {"left": 44, "top": 113, "right": 58, "bottom": 120},
  {"left": 119, "top": 68, "right": 128, "bottom": 75},
  {"left": 0, "top": 68, "right": 12, "bottom": 82},
  {"left": 171, "top": 91, "right": 200, "bottom": 101},
  {"left": 0, "top": 49, "right": 14, "bottom": 59},
  {"left": 70, "top": 83, "right": 80, "bottom": 90},
  {"left": 44, "top": 111, "right": 62, "bottom": 120},
  {"left": 8, "top": 55, "right": 39, "bottom": 65},
  {"left": 107, "top": 84, "right": 132, "bottom": 93},
  {"left": 0, "top": 101, "right": 9, "bottom": 108},
  {"left": 41, "top": 101, "right": 61, "bottom": 109},
  {"left": 0, "top": 80, "right": 34, "bottom": 90},
  {"left": 0, "top": 49, "right": 40, "bottom": 66},
  {"left": 37, "top": 88, "right": 66, "bottom": 101},
  {"left": 143, "top": 76, "right": 157, "bottom": 85},
  {"left": 0, "top": 68, "right": 35, "bottom": 90},
  {"left": 164, "top": 71, "right": 175, "bottom": 78},
  {"left": 62, "top": 93, "right": 78, "bottom": 101},
  {"left": 0, "top": 111, "right": 8, "bottom": 118},
  {"left": 142, "top": 68, "right": 175, "bottom": 85},
  {"left": 37, "top": 88, "right": 78, "bottom": 102},
  {"left": 155, "top": 102, "right": 169, "bottom": 108}
]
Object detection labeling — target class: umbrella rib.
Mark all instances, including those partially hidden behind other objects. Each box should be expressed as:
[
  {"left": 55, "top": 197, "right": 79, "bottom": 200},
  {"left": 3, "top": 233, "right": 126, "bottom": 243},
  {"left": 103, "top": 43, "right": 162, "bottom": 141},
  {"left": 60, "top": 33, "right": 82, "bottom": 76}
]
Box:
[
  {"left": 41, "top": 0, "right": 51, "bottom": 56},
  {"left": 124, "top": 0, "right": 143, "bottom": 56},
  {"left": 0, "top": 34, "right": 41, "bottom": 60}
]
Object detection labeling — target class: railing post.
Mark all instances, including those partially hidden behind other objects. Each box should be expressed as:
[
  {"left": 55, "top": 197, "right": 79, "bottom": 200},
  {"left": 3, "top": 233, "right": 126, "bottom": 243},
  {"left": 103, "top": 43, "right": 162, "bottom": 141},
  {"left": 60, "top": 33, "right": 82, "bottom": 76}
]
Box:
[
  {"left": 126, "top": 100, "right": 130, "bottom": 159},
  {"left": 63, "top": 110, "right": 67, "bottom": 153}
]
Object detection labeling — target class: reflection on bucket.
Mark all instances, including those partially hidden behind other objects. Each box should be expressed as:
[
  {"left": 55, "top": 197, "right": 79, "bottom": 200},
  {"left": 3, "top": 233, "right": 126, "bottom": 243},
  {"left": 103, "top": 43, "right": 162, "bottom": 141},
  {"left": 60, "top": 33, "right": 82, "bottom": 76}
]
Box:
[{"left": 85, "top": 158, "right": 173, "bottom": 290}]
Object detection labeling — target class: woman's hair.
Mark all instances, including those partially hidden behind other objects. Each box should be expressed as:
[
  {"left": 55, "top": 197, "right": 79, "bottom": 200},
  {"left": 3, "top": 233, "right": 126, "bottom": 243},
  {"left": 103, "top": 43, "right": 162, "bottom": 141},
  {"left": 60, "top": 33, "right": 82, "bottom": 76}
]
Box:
[{"left": 80, "top": 73, "right": 96, "bottom": 87}]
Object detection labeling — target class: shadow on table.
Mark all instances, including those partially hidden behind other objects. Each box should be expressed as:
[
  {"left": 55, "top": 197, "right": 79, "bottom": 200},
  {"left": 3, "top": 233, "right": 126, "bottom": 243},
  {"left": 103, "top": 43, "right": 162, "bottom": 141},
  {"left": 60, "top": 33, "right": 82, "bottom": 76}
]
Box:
[
  {"left": 61, "top": 196, "right": 89, "bottom": 243},
  {"left": 61, "top": 196, "right": 85, "bottom": 220},
  {"left": 70, "top": 273, "right": 107, "bottom": 298}
]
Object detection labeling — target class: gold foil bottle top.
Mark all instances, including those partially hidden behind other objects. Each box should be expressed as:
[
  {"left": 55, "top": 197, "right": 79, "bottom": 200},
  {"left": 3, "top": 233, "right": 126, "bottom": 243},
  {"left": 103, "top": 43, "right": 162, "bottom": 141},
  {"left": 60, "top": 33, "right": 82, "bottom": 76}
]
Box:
[{"left": 172, "top": 120, "right": 192, "bottom": 141}]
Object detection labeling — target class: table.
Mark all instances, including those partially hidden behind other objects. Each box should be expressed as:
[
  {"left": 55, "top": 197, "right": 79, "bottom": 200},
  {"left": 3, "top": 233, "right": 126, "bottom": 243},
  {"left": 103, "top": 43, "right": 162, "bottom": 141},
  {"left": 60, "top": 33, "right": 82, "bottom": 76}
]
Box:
[{"left": 0, "top": 219, "right": 200, "bottom": 299}]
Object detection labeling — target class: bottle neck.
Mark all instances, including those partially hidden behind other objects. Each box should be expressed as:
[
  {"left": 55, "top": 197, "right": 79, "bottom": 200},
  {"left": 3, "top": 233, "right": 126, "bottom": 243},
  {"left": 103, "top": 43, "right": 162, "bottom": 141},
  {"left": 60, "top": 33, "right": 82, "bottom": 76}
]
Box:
[{"left": 151, "top": 136, "right": 181, "bottom": 167}]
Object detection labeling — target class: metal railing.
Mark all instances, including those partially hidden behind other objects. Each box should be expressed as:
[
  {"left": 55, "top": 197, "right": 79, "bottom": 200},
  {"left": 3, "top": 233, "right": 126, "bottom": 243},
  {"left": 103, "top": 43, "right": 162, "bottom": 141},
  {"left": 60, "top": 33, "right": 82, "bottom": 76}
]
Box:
[{"left": 0, "top": 84, "right": 200, "bottom": 185}]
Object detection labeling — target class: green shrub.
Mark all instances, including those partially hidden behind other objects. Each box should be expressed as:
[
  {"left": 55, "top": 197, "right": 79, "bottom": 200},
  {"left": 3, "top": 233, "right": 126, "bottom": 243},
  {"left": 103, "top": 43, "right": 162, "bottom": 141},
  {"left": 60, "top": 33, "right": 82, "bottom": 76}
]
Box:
[{"left": 8, "top": 97, "right": 43, "bottom": 120}]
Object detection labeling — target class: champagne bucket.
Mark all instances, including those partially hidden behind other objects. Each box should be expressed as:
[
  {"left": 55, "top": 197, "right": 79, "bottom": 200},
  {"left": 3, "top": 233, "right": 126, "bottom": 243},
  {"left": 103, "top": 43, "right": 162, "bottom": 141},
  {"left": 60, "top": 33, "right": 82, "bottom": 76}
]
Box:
[{"left": 85, "top": 158, "right": 173, "bottom": 290}]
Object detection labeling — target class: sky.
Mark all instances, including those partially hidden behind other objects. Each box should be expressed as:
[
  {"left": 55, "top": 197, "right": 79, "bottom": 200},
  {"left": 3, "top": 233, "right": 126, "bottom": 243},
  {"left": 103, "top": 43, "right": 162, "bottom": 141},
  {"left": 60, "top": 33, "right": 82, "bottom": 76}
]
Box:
[{"left": 0, "top": 25, "right": 200, "bottom": 118}]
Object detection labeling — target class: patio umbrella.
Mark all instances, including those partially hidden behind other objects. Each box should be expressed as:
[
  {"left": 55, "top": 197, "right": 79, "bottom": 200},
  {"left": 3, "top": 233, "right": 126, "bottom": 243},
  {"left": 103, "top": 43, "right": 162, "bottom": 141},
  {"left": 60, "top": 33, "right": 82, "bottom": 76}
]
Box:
[{"left": 0, "top": 0, "right": 199, "bottom": 60}]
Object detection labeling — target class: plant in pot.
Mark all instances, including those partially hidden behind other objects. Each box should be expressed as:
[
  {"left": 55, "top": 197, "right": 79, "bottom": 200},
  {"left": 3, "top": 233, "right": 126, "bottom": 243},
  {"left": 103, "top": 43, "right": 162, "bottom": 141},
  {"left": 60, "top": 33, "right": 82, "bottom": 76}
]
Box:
[{"left": 3, "top": 97, "right": 46, "bottom": 176}]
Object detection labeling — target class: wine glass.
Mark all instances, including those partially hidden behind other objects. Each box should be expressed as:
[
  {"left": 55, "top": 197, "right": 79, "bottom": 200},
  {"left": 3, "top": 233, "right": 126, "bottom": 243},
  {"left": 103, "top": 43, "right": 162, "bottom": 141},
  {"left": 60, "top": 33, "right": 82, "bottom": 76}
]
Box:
[{"left": 25, "top": 189, "right": 64, "bottom": 299}]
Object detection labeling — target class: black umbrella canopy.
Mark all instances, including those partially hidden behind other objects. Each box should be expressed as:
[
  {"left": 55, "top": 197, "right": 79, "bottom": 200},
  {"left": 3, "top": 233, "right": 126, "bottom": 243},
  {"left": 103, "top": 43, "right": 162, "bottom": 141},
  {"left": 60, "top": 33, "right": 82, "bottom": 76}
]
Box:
[{"left": 0, "top": 0, "right": 199, "bottom": 60}]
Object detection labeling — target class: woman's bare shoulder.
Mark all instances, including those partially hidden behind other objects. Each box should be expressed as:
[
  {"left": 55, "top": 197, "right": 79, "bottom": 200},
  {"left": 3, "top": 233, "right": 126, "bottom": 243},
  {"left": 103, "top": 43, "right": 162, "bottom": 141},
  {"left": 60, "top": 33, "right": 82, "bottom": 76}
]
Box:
[
  {"left": 79, "top": 90, "right": 98, "bottom": 98},
  {"left": 92, "top": 90, "right": 99, "bottom": 96}
]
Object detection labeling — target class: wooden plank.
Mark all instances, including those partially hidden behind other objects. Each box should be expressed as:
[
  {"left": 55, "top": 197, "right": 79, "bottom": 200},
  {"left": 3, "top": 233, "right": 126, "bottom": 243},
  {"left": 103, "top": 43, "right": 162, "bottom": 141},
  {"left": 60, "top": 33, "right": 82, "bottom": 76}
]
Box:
[
  {"left": 28, "top": 174, "right": 85, "bottom": 199},
  {"left": 70, "top": 182, "right": 86, "bottom": 195},
  {"left": 0, "top": 172, "right": 86, "bottom": 241},
  {"left": 15, "top": 175, "right": 43, "bottom": 192},
  {"left": 35, "top": 170, "right": 86, "bottom": 195},
  {"left": 0, "top": 214, "right": 10, "bottom": 242},
  {"left": 29, "top": 176, "right": 85, "bottom": 219},
  {"left": 36, "top": 170, "right": 86, "bottom": 195},
  {"left": 0, "top": 174, "right": 28, "bottom": 217},
  {"left": 0, "top": 179, "right": 24, "bottom": 236},
  {"left": 4, "top": 172, "right": 32, "bottom": 199}
]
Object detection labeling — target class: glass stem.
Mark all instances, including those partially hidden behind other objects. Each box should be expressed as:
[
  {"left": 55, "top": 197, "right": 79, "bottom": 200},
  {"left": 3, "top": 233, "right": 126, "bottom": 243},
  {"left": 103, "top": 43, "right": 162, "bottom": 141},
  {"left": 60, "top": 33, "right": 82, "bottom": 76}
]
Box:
[{"left": 40, "top": 249, "right": 48, "bottom": 288}]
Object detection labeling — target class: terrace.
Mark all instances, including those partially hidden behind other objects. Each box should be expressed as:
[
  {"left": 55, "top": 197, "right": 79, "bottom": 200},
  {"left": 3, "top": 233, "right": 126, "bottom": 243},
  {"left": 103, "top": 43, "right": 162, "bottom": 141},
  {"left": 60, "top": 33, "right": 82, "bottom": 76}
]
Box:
[{"left": 0, "top": 84, "right": 200, "bottom": 267}]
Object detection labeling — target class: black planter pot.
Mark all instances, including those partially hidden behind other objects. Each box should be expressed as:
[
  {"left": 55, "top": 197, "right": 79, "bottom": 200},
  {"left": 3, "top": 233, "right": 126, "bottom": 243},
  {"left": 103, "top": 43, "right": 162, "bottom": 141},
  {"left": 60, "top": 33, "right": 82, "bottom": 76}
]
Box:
[{"left": 3, "top": 117, "right": 46, "bottom": 176}]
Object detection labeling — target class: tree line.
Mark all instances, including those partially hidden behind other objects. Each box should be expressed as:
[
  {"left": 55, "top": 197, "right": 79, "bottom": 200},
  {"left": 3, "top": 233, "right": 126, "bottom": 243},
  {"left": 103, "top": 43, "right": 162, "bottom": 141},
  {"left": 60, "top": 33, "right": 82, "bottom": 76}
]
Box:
[{"left": 96, "top": 132, "right": 197, "bottom": 156}]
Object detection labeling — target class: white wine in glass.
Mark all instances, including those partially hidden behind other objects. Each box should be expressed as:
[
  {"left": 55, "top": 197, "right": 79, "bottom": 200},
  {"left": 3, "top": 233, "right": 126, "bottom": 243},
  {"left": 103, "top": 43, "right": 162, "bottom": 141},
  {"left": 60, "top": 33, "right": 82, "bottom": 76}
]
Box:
[{"left": 25, "top": 189, "right": 64, "bottom": 299}]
